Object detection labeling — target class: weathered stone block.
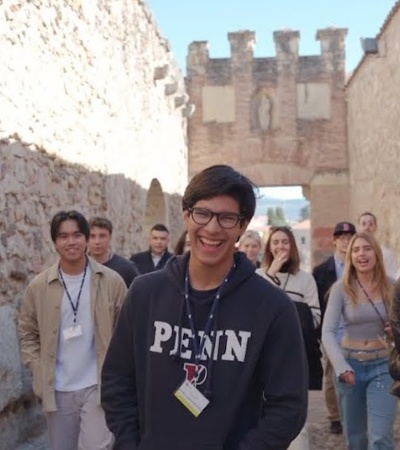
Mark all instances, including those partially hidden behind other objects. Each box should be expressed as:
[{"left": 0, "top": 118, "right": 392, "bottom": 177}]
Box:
[{"left": 0, "top": 305, "right": 23, "bottom": 412}]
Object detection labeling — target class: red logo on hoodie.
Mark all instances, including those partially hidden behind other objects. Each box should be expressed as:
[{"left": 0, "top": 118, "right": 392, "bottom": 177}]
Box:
[{"left": 183, "top": 363, "right": 208, "bottom": 386}]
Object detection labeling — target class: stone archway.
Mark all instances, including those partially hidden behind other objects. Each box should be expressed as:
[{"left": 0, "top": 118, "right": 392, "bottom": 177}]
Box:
[
  {"left": 186, "top": 28, "right": 349, "bottom": 265},
  {"left": 143, "top": 178, "right": 166, "bottom": 240}
]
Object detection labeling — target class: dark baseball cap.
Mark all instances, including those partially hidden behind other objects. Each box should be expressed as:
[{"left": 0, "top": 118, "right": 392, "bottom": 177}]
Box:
[{"left": 333, "top": 221, "right": 356, "bottom": 236}]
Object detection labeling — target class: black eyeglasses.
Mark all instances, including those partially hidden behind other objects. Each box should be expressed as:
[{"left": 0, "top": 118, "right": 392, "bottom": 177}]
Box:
[{"left": 188, "top": 207, "right": 244, "bottom": 229}]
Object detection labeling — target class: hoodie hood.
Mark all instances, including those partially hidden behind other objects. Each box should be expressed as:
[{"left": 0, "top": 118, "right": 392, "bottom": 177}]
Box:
[{"left": 165, "top": 251, "right": 256, "bottom": 300}]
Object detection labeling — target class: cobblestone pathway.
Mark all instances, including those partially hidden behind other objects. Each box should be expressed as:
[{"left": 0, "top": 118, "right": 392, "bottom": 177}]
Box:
[{"left": 308, "top": 391, "right": 400, "bottom": 449}]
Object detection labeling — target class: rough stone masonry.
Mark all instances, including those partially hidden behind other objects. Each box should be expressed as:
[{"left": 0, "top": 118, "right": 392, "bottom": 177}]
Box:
[{"left": 0, "top": 1, "right": 188, "bottom": 447}]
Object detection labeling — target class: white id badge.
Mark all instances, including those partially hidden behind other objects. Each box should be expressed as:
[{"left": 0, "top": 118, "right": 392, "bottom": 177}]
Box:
[
  {"left": 174, "top": 379, "right": 210, "bottom": 417},
  {"left": 63, "top": 324, "right": 83, "bottom": 341}
]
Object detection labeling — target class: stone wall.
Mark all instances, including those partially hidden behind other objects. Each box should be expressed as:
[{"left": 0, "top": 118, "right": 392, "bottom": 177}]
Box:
[
  {"left": 186, "top": 28, "right": 350, "bottom": 262},
  {"left": 347, "top": 1, "right": 400, "bottom": 256},
  {"left": 0, "top": 0, "right": 188, "bottom": 447},
  {"left": 0, "top": 0, "right": 188, "bottom": 200}
]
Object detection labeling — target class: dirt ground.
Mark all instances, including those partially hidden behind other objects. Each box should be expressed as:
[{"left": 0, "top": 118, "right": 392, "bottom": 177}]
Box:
[
  {"left": 15, "top": 391, "right": 400, "bottom": 449},
  {"left": 308, "top": 391, "right": 400, "bottom": 449}
]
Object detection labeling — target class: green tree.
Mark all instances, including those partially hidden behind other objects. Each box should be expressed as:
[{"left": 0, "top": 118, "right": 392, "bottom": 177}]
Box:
[
  {"left": 267, "top": 207, "right": 276, "bottom": 226},
  {"left": 299, "top": 204, "right": 310, "bottom": 221},
  {"left": 275, "top": 206, "right": 286, "bottom": 223},
  {"left": 267, "top": 206, "right": 287, "bottom": 226}
]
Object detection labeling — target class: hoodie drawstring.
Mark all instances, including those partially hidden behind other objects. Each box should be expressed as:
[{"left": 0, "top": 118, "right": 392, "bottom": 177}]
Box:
[{"left": 203, "top": 307, "right": 219, "bottom": 399}]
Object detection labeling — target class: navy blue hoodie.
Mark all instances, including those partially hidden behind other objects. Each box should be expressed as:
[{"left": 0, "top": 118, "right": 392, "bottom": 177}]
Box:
[{"left": 101, "top": 252, "right": 308, "bottom": 450}]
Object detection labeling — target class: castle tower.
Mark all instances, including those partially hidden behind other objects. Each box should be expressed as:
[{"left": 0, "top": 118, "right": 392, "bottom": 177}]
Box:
[
  {"left": 186, "top": 29, "right": 349, "bottom": 263},
  {"left": 316, "top": 28, "right": 348, "bottom": 77}
]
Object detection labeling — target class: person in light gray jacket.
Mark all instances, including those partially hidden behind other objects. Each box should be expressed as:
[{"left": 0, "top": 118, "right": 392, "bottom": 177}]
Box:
[{"left": 322, "top": 232, "right": 396, "bottom": 450}]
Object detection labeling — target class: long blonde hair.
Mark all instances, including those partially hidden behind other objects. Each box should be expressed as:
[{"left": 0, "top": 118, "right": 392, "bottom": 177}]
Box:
[{"left": 342, "top": 232, "right": 393, "bottom": 307}]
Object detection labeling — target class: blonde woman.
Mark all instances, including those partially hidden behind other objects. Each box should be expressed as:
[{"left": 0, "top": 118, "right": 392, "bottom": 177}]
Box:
[
  {"left": 238, "top": 230, "right": 262, "bottom": 267},
  {"left": 322, "top": 232, "right": 397, "bottom": 450}
]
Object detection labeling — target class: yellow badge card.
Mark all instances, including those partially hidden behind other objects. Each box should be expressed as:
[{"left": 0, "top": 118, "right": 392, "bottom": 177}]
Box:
[{"left": 174, "top": 380, "right": 210, "bottom": 417}]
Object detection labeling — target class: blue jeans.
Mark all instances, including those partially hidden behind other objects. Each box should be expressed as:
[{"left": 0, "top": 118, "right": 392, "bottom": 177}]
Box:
[{"left": 334, "top": 355, "right": 397, "bottom": 450}]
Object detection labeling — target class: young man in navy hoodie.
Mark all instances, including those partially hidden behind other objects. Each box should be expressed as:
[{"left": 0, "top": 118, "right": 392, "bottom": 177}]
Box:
[{"left": 101, "top": 165, "right": 308, "bottom": 450}]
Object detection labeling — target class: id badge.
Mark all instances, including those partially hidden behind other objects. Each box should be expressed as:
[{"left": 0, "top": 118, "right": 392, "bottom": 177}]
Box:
[
  {"left": 63, "top": 324, "right": 83, "bottom": 340},
  {"left": 174, "top": 379, "right": 210, "bottom": 417}
]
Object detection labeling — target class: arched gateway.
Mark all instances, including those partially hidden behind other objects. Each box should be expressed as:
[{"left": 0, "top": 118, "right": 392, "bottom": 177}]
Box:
[{"left": 186, "top": 28, "right": 350, "bottom": 264}]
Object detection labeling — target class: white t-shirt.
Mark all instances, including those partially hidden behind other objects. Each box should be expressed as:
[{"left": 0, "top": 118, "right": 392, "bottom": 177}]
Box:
[
  {"left": 55, "top": 266, "right": 97, "bottom": 392},
  {"left": 256, "top": 268, "right": 321, "bottom": 329}
]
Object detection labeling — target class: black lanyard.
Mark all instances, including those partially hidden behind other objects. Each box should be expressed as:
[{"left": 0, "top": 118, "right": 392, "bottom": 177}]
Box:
[
  {"left": 59, "top": 259, "right": 88, "bottom": 324},
  {"left": 184, "top": 264, "right": 235, "bottom": 374},
  {"left": 356, "top": 279, "right": 387, "bottom": 325}
]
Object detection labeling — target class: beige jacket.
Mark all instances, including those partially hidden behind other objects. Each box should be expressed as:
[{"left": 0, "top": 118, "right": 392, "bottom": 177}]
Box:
[{"left": 18, "top": 256, "right": 127, "bottom": 412}]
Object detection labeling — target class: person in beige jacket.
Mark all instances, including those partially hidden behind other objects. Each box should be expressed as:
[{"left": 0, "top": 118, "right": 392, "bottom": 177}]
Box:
[{"left": 18, "top": 210, "right": 127, "bottom": 450}]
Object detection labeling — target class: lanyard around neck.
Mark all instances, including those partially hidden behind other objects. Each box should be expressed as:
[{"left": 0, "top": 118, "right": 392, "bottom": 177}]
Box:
[
  {"left": 59, "top": 258, "right": 88, "bottom": 324},
  {"left": 184, "top": 264, "right": 235, "bottom": 371}
]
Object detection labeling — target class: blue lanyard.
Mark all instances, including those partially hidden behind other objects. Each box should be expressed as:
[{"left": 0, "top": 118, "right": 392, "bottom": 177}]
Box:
[
  {"left": 58, "top": 258, "right": 88, "bottom": 324},
  {"left": 184, "top": 264, "right": 235, "bottom": 371}
]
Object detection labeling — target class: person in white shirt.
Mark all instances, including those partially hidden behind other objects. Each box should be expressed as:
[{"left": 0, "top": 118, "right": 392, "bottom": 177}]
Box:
[
  {"left": 19, "top": 210, "right": 127, "bottom": 450},
  {"left": 357, "top": 211, "right": 398, "bottom": 279},
  {"left": 256, "top": 226, "right": 321, "bottom": 450},
  {"left": 130, "top": 224, "right": 172, "bottom": 274}
]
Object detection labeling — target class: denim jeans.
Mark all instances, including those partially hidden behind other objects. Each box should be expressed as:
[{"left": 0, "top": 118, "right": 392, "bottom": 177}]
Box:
[{"left": 334, "top": 355, "right": 397, "bottom": 450}]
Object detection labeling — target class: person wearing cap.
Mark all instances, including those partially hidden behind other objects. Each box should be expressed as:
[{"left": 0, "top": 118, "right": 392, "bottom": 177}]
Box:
[
  {"left": 312, "top": 221, "right": 356, "bottom": 435},
  {"left": 358, "top": 211, "right": 398, "bottom": 279}
]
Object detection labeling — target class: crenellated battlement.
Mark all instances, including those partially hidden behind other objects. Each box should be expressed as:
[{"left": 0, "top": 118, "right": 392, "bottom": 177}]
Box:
[
  {"left": 186, "top": 28, "right": 350, "bottom": 272},
  {"left": 274, "top": 29, "right": 300, "bottom": 58},
  {"left": 228, "top": 30, "right": 256, "bottom": 66},
  {"left": 186, "top": 26, "right": 349, "bottom": 195},
  {"left": 316, "top": 28, "right": 348, "bottom": 71},
  {"left": 187, "top": 27, "right": 348, "bottom": 76},
  {"left": 187, "top": 41, "right": 209, "bottom": 70}
]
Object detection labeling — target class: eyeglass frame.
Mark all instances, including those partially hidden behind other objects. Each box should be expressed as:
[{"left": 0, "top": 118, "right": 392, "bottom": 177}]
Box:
[{"left": 187, "top": 207, "right": 245, "bottom": 229}]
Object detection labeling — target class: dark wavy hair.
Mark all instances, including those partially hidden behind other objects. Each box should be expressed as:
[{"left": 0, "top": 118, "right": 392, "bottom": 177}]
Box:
[
  {"left": 182, "top": 165, "right": 257, "bottom": 223},
  {"left": 50, "top": 210, "right": 90, "bottom": 242},
  {"left": 89, "top": 217, "right": 113, "bottom": 234}
]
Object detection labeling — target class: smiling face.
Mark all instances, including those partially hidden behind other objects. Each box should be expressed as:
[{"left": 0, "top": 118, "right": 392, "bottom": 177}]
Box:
[
  {"left": 54, "top": 219, "right": 87, "bottom": 266},
  {"left": 358, "top": 214, "right": 377, "bottom": 236},
  {"left": 350, "top": 237, "right": 377, "bottom": 275},
  {"left": 239, "top": 237, "right": 261, "bottom": 264},
  {"left": 183, "top": 195, "right": 248, "bottom": 273},
  {"left": 269, "top": 230, "right": 291, "bottom": 261}
]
